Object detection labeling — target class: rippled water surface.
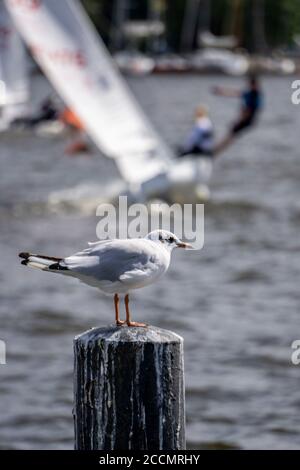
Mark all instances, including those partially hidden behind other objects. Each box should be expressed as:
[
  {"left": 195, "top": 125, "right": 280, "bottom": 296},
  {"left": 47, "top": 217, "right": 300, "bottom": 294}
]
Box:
[{"left": 1, "top": 75, "right": 300, "bottom": 449}]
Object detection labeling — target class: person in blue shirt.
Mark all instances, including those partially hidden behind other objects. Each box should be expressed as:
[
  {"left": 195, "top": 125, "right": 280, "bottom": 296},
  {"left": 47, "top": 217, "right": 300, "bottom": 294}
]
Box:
[
  {"left": 178, "top": 105, "right": 214, "bottom": 157},
  {"left": 213, "top": 75, "right": 263, "bottom": 155}
]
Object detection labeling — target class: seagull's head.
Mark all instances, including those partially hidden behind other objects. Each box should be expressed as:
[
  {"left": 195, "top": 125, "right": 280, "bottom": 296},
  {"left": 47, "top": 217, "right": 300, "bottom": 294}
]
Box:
[{"left": 145, "top": 230, "right": 193, "bottom": 252}]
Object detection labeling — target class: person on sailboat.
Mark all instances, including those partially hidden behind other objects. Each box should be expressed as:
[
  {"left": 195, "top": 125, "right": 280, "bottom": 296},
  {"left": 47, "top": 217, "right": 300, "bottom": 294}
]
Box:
[
  {"left": 178, "top": 105, "right": 214, "bottom": 158},
  {"left": 59, "top": 106, "right": 91, "bottom": 156},
  {"left": 213, "top": 75, "right": 263, "bottom": 155},
  {"left": 12, "top": 96, "right": 58, "bottom": 128}
]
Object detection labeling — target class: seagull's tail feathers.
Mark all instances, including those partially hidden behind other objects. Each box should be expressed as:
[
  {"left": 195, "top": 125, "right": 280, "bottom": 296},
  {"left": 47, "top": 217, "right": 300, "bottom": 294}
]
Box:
[{"left": 19, "top": 252, "right": 69, "bottom": 272}]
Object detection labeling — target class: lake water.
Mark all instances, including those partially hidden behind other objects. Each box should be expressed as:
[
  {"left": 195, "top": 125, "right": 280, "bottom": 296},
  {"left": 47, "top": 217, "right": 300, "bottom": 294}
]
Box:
[{"left": 0, "top": 74, "right": 300, "bottom": 449}]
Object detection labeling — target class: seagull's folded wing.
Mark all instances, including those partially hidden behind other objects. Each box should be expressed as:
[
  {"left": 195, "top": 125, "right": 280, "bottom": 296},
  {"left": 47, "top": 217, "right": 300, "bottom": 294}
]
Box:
[{"left": 63, "top": 239, "right": 155, "bottom": 284}]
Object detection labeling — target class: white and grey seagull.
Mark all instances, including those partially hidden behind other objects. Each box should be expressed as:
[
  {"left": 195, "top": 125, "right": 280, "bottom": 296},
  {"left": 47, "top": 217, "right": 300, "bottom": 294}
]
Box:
[{"left": 19, "top": 230, "right": 192, "bottom": 327}]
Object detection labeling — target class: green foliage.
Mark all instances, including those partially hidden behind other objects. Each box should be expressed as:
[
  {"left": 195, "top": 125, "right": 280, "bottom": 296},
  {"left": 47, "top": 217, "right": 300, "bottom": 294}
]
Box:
[
  {"left": 164, "top": 0, "right": 186, "bottom": 51},
  {"left": 265, "top": 0, "right": 300, "bottom": 48},
  {"left": 81, "top": 0, "right": 113, "bottom": 44},
  {"left": 82, "top": 0, "right": 300, "bottom": 52}
]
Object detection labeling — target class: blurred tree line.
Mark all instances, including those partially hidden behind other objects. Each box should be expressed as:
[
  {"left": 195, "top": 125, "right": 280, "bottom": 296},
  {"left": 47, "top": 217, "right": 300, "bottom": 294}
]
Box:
[{"left": 82, "top": 0, "right": 300, "bottom": 53}]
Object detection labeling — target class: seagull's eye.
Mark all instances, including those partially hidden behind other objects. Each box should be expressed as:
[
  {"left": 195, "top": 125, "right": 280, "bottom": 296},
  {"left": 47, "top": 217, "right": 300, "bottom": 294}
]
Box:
[{"left": 169, "top": 237, "right": 175, "bottom": 244}]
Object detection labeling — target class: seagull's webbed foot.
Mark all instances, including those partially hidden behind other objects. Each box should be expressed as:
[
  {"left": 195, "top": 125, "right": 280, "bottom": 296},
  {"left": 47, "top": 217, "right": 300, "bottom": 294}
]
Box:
[{"left": 126, "top": 321, "right": 148, "bottom": 328}]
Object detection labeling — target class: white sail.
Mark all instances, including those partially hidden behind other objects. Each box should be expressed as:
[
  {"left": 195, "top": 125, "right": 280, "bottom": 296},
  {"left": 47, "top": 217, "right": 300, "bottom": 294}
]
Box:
[
  {"left": 0, "top": 0, "right": 29, "bottom": 128},
  {"left": 5, "top": 0, "right": 173, "bottom": 185}
]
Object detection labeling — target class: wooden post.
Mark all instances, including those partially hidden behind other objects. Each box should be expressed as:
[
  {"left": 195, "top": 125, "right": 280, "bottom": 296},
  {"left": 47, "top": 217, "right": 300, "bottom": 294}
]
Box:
[{"left": 73, "top": 325, "right": 185, "bottom": 450}]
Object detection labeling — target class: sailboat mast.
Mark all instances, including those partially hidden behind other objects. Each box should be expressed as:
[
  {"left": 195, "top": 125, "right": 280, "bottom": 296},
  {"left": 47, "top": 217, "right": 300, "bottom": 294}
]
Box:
[
  {"left": 251, "top": 0, "right": 267, "bottom": 53},
  {"left": 180, "top": 0, "right": 201, "bottom": 53},
  {"left": 228, "top": 0, "right": 243, "bottom": 47},
  {"left": 147, "top": 0, "right": 164, "bottom": 54},
  {"left": 198, "top": 0, "right": 210, "bottom": 34},
  {"left": 110, "top": 0, "right": 128, "bottom": 52}
]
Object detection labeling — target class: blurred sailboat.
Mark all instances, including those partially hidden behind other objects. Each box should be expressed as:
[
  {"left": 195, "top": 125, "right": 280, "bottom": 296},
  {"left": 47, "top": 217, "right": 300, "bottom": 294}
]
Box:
[
  {"left": 0, "top": 0, "right": 29, "bottom": 131},
  {"left": 5, "top": 0, "right": 212, "bottom": 202},
  {"left": 114, "top": 51, "right": 155, "bottom": 76}
]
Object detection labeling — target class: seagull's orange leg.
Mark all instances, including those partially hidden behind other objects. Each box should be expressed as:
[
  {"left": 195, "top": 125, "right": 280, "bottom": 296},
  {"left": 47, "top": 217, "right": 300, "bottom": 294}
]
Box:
[
  {"left": 125, "top": 294, "right": 147, "bottom": 327},
  {"left": 114, "top": 293, "right": 125, "bottom": 326}
]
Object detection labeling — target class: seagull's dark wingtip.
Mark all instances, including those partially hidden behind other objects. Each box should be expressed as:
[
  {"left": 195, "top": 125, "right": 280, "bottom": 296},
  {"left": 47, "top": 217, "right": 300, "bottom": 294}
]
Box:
[{"left": 19, "top": 252, "right": 30, "bottom": 260}]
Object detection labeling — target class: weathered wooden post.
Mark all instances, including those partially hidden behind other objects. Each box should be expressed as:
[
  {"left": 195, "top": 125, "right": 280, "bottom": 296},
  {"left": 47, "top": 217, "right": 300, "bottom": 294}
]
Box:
[{"left": 73, "top": 325, "right": 185, "bottom": 450}]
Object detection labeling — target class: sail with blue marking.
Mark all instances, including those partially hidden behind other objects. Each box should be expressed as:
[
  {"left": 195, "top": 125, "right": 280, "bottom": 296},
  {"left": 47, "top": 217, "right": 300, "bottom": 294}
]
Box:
[{"left": 5, "top": 0, "right": 173, "bottom": 184}]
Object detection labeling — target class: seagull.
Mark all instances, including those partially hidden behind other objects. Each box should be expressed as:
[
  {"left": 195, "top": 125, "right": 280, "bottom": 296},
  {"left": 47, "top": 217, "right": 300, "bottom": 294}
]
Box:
[{"left": 19, "top": 230, "right": 193, "bottom": 327}]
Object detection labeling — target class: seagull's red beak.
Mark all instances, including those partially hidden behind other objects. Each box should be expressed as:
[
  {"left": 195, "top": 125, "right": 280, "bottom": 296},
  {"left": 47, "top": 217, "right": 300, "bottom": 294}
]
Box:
[{"left": 176, "top": 241, "right": 194, "bottom": 249}]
